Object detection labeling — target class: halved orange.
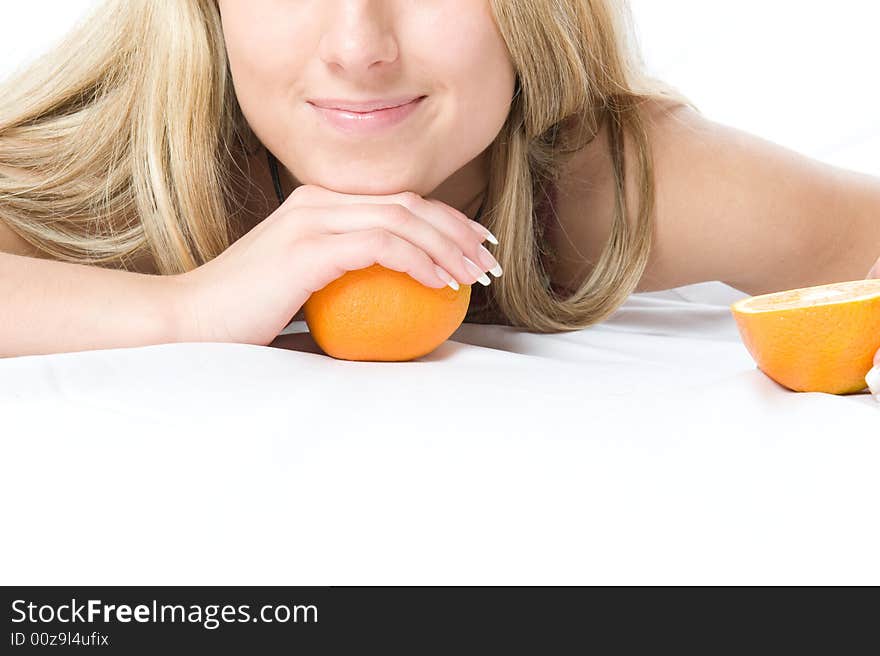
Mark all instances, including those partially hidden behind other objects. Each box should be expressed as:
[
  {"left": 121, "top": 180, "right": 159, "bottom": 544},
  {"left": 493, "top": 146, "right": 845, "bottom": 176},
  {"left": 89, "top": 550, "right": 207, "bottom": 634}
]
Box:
[
  {"left": 304, "top": 264, "right": 471, "bottom": 362},
  {"left": 730, "top": 279, "right": 880, "bottom": 394}
]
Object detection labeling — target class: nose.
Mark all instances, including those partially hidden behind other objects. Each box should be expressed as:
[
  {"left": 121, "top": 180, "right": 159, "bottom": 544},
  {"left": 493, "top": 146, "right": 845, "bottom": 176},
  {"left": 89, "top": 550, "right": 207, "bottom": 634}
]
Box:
[{"left": 318, "top": 1, "right": 400, "bottom": 74}]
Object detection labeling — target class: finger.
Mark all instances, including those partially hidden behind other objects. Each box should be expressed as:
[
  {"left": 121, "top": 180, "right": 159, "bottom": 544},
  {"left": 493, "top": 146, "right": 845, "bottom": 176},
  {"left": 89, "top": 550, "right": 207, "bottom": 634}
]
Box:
[
  {"left": 867, "top": 351, "right": 880, "bottom": 401},
  {"left": 303, "top": 204, "right": 491, "bottom": 286},
  {"left": 289, "top": 184, "right": 494, "bottom": 247},
  {"left": 399, "top": 195, "right": 502, "bottom": 281},
  {"left": 422, "top": 197, "right": 498, "bottom": 242},
  {"left": 311, "top": 229, "right": 459, "bottom": 291}
]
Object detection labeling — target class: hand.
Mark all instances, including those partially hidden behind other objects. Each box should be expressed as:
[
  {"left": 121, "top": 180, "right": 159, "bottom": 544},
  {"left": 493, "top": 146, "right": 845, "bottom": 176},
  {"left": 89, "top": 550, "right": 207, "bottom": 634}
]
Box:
[
  {"left": 168, "top": 184, "right": 500, "bottom": 346},
  {"left": 867, "top": 256, "right": 880, "bottom": 281}
]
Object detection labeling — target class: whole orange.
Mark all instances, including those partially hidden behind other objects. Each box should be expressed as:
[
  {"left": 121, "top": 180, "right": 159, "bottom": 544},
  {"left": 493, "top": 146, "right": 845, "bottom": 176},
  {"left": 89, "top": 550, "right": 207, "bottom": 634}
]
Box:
[
  {"left": 303, "top": 263, "right": 472, "bottom": 361},
  {"left": 730, "top": 279, "right": 880, "bottom": 394}
]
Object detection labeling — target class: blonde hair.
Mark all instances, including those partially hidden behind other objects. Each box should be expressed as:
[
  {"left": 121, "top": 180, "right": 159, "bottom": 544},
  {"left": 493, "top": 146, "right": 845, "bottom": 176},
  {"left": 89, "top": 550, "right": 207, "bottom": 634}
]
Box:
[{"left": 0, "top": 0, "right": 698, "bottom": 333}]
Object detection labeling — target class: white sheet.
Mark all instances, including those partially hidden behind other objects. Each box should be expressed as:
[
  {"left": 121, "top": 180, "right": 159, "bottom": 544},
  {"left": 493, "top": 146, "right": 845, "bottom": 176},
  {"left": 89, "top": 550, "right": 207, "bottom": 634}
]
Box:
[{"left": 2, "top": 281, "right": 878, "bottom": 585}]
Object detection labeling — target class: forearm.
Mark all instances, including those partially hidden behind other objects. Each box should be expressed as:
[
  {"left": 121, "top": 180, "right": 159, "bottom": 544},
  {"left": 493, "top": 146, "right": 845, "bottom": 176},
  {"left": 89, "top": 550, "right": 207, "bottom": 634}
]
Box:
[{"left": 0, "top": 252, "right": 184, "bottom": 358}]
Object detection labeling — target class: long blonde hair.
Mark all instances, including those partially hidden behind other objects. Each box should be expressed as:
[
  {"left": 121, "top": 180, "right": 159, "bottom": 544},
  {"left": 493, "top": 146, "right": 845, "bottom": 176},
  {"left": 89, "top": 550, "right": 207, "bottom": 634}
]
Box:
[{"left": 0, "top": 0, "right": 697, "bottom": 333}]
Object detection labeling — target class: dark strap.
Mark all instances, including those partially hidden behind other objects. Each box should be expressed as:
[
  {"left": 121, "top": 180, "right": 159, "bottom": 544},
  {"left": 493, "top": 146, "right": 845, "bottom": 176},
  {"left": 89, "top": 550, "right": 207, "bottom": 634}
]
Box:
[
  {"left": 266, "top": 149, "right": 285, "bottom": 207},
  {"left": 474, "top": 196, "right": 486, "bottom": 224}
]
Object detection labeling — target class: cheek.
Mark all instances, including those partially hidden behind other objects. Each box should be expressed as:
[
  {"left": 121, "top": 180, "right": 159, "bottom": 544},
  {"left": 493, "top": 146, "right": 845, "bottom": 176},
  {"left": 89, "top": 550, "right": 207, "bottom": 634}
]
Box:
[
  {"left": 224, "top": 38, "right": 309, "bottom": 147},
  {"left": 221, "top": 9, "right": 307, "bottom": 113},
  {"left": 447, "top": 41, "right": 516, "bottom": 142},
  {"left": 429, "top": 11, "right": 515, "bottom": 120}
]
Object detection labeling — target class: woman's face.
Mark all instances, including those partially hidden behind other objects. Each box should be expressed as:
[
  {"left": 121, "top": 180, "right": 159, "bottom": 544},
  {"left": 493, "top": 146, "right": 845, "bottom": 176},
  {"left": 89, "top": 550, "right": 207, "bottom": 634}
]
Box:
[{"left": 217, "top": 0, "right": 516, "bottom": 202}]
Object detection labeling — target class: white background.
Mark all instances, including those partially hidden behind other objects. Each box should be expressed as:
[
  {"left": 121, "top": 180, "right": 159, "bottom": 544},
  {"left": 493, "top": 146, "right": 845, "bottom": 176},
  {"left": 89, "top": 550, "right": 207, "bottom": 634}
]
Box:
[{"left": 1, "top": 0, "right": 879, "bottom": 176}]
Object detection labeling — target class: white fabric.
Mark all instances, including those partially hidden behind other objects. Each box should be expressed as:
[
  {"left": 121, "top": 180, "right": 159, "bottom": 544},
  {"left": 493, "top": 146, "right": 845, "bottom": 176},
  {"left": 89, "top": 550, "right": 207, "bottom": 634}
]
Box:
[{"left": 3, "top": 281, "right": 878, "bottom": 585}]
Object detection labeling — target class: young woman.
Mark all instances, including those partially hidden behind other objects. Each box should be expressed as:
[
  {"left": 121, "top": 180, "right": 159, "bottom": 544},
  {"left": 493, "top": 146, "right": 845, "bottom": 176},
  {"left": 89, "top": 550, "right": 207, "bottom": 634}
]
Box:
[{"left": 1, "top": 1, "right": 879, "bottom": 379}]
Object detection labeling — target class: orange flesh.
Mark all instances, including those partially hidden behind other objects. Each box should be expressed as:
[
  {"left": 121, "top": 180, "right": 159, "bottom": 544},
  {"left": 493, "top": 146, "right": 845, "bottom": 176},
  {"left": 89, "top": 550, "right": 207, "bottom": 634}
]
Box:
[{"left": 733, "top": 279, "right": 880, "bottom": 313}]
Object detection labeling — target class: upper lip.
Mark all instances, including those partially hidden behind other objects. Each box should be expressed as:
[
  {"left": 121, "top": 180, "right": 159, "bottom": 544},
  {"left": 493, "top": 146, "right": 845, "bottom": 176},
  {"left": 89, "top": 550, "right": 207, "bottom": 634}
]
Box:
[{"left": 308, "top": 96, "right": 425, "bottom": 113}]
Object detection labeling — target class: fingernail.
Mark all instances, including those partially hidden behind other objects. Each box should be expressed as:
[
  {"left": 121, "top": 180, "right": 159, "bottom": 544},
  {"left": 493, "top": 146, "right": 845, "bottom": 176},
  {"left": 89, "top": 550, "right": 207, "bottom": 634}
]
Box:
[
  {"left": 469, "top": 222, "right": 499, "bottom": 245},
  {"left": 476, "top": 244, "right": 503, "bottom": 278},
  {"left": 866, "top": 366, "right": 880, "bottom": 402},
  {"left": 433, "top": 264, "right": 459, "bottom": 291},
  {"left": 463, "top": 256, "right": 491, "bottom": 286}
]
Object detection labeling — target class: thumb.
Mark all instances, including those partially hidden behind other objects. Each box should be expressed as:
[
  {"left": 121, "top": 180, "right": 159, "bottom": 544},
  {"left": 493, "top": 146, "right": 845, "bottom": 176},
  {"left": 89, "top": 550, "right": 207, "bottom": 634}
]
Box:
[{"left": 866, "top": 257, "right": 880, "bottom": 279}]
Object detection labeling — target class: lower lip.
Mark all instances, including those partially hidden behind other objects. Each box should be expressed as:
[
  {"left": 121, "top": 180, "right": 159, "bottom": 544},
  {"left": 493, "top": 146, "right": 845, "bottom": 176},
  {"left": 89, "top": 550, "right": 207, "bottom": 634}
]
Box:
[{"left": 310, "top": 96, "right": 426, "bottom": 135}]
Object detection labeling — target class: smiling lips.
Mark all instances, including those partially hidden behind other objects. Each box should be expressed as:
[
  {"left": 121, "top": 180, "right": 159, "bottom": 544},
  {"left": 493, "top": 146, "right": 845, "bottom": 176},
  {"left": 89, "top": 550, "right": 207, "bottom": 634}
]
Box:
[
  {"left": 309, "top": 96, "right": 424, "bottom": 112},
  {"left": 308, "top": 96, "right": 427, "bottom": 135}
]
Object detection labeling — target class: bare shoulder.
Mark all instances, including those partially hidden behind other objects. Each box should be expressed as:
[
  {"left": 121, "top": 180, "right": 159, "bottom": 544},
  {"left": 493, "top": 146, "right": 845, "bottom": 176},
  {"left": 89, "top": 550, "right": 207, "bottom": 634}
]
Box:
[
  {"left": 545, "top": 96, "right": 695, "bottom": 295},
  {"left": 0, "top": 218, "right": 37, "bottom": 258},
  {"left": 0, "top": 165, "right": 38, "bottom": 257},
  {"left": 546, "top": 96, "right": 875, "bottom": 296}
]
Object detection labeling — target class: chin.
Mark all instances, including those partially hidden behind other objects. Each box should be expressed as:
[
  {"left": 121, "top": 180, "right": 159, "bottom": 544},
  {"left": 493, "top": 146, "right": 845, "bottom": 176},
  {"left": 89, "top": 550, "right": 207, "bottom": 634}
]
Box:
[{"left": 317, "top": 177, "right": 426, "bottom": 197}]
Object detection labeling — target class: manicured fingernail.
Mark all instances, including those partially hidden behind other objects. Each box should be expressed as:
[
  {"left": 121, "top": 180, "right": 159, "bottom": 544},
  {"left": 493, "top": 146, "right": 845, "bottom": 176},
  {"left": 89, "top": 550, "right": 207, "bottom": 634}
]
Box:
[
  {"left": 462, "top": 256, "right": 491, "bottom": 286},
  {"left": 469, "top": 222, "right": 499, "bottom": 245},
  {"left": 433, "top": 265, "right": 459, "bottom": 291},
  {"left": 866, "top": 366, "right": 880, "bottom": 402},
  {"left": 476, "top": 244, "right": 503, "bottom": 278}
]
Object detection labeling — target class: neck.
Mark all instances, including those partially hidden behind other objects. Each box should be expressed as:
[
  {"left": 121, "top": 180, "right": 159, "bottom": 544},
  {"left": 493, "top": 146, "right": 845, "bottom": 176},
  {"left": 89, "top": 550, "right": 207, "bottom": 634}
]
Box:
[{"left": 427, "top": 149, "right": 489, "bottom": 221}]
